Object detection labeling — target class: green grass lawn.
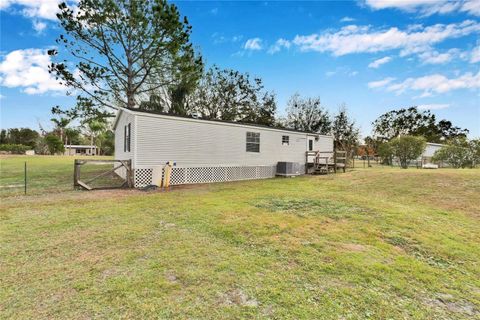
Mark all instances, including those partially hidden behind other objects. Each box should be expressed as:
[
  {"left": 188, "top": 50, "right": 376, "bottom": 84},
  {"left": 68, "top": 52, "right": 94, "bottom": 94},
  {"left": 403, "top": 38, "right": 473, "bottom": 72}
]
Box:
[
  {"left": 0, "top": 155, "right": 120, "bottom": 196},
  {"left": 1, "top": 156, "right": 479, "bottom": 319}
]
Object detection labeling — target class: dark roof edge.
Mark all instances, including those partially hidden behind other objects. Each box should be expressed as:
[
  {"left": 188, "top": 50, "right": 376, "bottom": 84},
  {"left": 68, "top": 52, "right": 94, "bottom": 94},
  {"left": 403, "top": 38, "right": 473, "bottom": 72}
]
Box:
[{"left": 122, "top": 107, "right": 332, "bottom": 137}]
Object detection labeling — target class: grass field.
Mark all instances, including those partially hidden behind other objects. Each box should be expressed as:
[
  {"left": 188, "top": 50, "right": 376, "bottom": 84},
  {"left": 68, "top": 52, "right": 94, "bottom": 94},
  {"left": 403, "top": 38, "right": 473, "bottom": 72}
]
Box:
[
  {"left": 1, "top": 156, "right": 479, "bottom": 319},
  {"left": 0, "top": 155, "right": 122, "bottom": 196}
]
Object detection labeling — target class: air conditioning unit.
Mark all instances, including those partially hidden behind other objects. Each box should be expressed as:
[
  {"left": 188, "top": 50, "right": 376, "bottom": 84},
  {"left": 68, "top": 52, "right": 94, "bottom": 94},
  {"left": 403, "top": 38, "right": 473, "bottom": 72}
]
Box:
[{"left": 276, "top": 162, "right": 302, "bottom": 177}]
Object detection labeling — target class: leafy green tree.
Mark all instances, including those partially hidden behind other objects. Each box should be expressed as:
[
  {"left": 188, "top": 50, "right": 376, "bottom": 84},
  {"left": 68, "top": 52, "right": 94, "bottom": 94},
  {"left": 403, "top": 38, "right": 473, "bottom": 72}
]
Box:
[
  {"left": 65, "top": 127, "right": 82, "bottom": 145},
  {"left": 331, "top": 105, "right": 360, "bottom": 160},
  {"left": 51, "top": 116, "right": 70, "bottom": 143},
  {"left": 363, "top": 135, "right": 383, "bottom": 166},
  {"left": 373, "top": 107, "right": 468, "bottom": 142},
  {"left": 389, "top": 136, "right": 426, "bottom": 169},
  {"left": 432, "top": 138, "right": 480, "bottom": 168},
  {"left": 0, "top": 144, "right": 31, "bottom": 154},
  {"left": 0, "top": 129, "right": 7, "bottom": 144},
  {"left": 377, "top": 142, "right": 394, "bottom": 165},
  {"left": 166, "top": 49, "right": 204, "bottom": 115},
  {"left": 256, "top": 92, "right": 277, "bottom": 127},
  {"left": 84, "top": 120, "right": 107, "bottom": 154},
  {"left": 284, "top": 93, "right": 331, "bottom": 134},
  {"left": 188, "top": 66, "right": 277, "bottom": 125},
  {"left": 97, "top": 130, "right": 115, "bottom": 155},
  {"left": 471, "top": 139, "right": 480, "bottom": 167},
  {"left": 45, "top": 134, "right": 65, "bottom": 155},
  {"left": 49, "top": 0, "right": 202, "bottom": 123},
  {"left": 1, "top": 128, "right": 39, "bottom": 148}
]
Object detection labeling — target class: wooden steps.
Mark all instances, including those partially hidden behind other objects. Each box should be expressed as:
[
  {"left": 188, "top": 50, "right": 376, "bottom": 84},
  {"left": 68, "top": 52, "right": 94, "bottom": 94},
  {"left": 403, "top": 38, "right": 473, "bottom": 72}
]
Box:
[{"left": 306, "top": 150, "right": 347, "bottom": 174}]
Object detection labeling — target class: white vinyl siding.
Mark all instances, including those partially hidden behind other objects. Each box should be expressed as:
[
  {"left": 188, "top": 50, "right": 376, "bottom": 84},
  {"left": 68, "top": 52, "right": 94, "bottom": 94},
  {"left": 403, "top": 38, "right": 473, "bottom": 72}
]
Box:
[
  {"left": 423, "top": 143, "right": 443, "bottom": 158},
  {"left": 312, "top": 135, "right": 334, "bottom": 152},
  {"left": 114, "top": 111, "right": 136, "bottom": 164},
  {"left": 133, "top": 114, "right": 324, "bottom": 167},
  {"left": 114, "top": 109, "right": 335, "bottom": 174},
  {"left": 306, "top": 134, "right": 334, "bottom": 164}
]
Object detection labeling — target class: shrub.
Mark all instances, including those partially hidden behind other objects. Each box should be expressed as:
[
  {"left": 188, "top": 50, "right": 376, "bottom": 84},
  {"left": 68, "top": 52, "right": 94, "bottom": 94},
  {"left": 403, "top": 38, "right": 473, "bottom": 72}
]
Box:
[
  {"left": 0, "top": 144, "right": 31, "bottom": 154},
  {"left": 378, "top": 142, "right": 394, "bottom": 165},
  {"left": 389, "top": 136, "right": 426, "bottom": 169},
  {"left": 433, "top": 138, "right": 480, "bottom": 168},
  {"left": 45, "top": 135, "right": 65, "bottom": 155}
]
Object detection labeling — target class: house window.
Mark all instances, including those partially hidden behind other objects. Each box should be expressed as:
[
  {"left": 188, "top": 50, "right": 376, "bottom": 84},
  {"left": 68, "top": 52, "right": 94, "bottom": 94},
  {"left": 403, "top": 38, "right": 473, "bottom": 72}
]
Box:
[
  {"left": 124, "top": 123, "right": 131, "bottom": 152},
  {"left": 309, "top": 139, "right": 313, "bottom": 151},
  {"left": 246, "top": 132, "right": 260, "bottom": 152},
  {"left": 282, "top": 135, "right": 289, "bottom": 146}
]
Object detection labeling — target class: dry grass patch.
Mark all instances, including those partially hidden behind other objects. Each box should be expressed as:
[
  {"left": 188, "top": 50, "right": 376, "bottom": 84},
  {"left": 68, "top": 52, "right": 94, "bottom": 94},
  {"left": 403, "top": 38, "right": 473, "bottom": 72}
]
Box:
[{"left": 1, "top": 158, "right": 479, "bottom": 319}]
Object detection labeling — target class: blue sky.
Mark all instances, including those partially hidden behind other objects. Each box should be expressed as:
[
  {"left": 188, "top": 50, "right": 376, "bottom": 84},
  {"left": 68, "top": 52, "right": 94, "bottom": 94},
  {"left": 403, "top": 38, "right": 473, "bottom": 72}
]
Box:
[{"left": 1, "top": 0, "right": 479, "bottom": 137}]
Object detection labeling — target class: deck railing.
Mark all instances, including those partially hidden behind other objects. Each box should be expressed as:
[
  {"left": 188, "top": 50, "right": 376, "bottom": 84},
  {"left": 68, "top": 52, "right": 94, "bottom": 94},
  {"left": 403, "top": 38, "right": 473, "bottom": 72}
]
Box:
[{"left": 305, "top": 150, "right": 347, "bottom": 174}]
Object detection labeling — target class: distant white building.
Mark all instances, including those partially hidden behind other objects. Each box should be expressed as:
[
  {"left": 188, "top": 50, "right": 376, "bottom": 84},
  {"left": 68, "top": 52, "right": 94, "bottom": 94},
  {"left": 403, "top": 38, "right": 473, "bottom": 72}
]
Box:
[
  {"left": 422, "top": 142, "right": 444, "bottom": 160},
  {"left": 113, "top": 107, "right": 334, "bottom": 188},
  {"left": 392, "top": 142, "right": 445, "bottom": 167},
  {"left": 64, "top": 145, "right": 97, "bottom": 156},
  {"left": 421, "top": 142, "right": 445, "bottom": 167}
]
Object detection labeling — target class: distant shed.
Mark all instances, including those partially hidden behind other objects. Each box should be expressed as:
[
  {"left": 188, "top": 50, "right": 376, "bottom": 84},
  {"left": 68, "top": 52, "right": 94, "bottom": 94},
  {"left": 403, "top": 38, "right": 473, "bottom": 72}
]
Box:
[
  {"left": 423, "top": 142, "right": 444, "bottom": 159},
  {"left": 64, "top": 145, "right": 97, "bottom": 156}
]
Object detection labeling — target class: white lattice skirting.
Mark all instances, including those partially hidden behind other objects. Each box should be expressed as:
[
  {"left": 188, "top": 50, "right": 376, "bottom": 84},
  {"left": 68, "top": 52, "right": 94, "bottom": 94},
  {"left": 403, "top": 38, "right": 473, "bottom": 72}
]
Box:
[{"left": 133, "top": 165, "right": 281, "bottom": 188}]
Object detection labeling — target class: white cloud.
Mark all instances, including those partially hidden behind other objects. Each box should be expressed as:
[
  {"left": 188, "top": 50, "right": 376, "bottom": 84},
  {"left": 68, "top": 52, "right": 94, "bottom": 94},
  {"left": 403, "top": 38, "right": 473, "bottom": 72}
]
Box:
[
  {"left": 471, "top": 44, "right": 480, "bottom": 63},
  {"left": 325, "top": 67, "right": 358, "bottom": 77},
  {"left": 292, "top": 20, "right": 480, "bottom": 57},
  {"left": 212, "top": 33, "right": 243, "bottom": 45},
  {"left": 0, "top": 48, "right": 66, "bottom": 95},
  {"left": 461, "top": 0, "right": 480, "bottom": 16},
  {"left": 0, "top": 0, "right": 68, "bottom": 20},
  {"left": 32, "top": 20, "right": 47, "bottom": 33},
  {"left": 364, "top": 0, "right": 480, "bottom": 17},
  {"left": 383, "top": 71, "right": 480, "bottom": 96},
  {"left": 368, "top": 77, "right": 396, "bottom": 88},
  {"left": 417, "top": 48, "right": 460, "bottom": 64},
  {"left": 368, "top": 56, "right": 392, "bottom": 68},
  {"left": 268, "top": 38, "right": 291, "bottom": 54},
  {"left": 244, "top": 38, "right": 263, "bottom": 51},
  {"left": 417, "top": 103, "right": 450, "bottom": 110},
  {"left": 340, "top": 16, "right": 355, "bottom": 22}
]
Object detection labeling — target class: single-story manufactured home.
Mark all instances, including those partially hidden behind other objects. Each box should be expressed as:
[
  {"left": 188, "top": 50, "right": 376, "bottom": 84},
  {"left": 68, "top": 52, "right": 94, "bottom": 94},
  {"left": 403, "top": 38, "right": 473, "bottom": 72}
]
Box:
[
  {"left": 64, "top": 145, "right": 98, "bottom": 156},
  {"left": 113, "top": 108, "right": 334, "bottom": 188}
]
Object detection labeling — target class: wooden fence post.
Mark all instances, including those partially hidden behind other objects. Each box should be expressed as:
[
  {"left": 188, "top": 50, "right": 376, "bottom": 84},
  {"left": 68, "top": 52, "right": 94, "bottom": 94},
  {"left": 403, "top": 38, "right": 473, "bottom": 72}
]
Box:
[
  {"left": 73, "top": 159, "right": 81, "bottom": 189},
  {"left": 24, "top": 161, "right": 27, "bottom": 195},
  {"left": 126, "top": 159, "right": 133, "bottom": 188}
]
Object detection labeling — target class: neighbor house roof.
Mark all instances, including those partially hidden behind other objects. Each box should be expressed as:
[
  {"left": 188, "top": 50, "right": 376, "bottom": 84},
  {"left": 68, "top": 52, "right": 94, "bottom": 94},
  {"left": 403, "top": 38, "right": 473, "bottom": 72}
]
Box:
[{"left": 114, "top": 107, "right": 332, "bottom": 137}]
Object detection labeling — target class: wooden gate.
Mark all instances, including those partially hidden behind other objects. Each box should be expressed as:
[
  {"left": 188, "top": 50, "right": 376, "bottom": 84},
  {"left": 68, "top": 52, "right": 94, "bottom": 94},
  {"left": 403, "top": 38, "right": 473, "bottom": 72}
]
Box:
[{"left": 74, "top": 159, "right": 133, "bottom": 190}]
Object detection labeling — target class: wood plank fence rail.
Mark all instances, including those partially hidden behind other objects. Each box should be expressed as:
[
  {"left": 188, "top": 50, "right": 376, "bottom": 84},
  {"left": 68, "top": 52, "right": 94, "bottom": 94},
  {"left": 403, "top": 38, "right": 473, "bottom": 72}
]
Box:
[{"left": 74, "top": 159, "right": 133, "bottom": 191}]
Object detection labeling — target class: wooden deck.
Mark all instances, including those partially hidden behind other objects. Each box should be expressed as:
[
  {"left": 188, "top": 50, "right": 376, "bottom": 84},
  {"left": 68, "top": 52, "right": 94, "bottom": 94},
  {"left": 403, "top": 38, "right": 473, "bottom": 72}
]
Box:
[{"left": 305, "top": 150, "right": 347, "bottom": 174}]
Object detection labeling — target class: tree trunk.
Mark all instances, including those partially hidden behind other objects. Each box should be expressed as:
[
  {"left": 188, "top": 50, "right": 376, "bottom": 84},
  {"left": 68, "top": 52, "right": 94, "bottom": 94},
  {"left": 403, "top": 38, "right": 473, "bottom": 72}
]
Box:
[{"left": 91, "top": 134, "right": 94, "bottom": 156}]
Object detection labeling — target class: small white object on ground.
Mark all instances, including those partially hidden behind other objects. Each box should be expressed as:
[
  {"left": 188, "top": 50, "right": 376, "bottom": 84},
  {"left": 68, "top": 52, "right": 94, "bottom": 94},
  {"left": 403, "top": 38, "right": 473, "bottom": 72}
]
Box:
[{"left": 422, "top": 163, "right": 439, "bottom": 169}]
